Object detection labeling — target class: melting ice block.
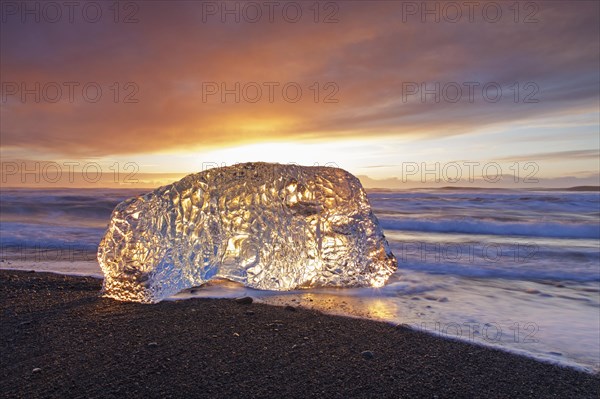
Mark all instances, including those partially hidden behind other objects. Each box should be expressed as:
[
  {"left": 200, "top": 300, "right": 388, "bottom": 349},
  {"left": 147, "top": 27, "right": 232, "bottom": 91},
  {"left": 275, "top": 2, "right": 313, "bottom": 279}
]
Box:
[{"left": 98, "top": 163, "right": 397, "bottom": 303}]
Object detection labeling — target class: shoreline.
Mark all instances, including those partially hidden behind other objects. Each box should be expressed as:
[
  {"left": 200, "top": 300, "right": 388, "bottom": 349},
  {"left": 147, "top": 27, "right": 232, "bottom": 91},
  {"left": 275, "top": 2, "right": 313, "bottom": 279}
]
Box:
[
  {"left": 1, "top": 263, "right": 599, "bottom": 374},
  {"left": 1, "top": 270, "right": 598, "bottom": 398}
]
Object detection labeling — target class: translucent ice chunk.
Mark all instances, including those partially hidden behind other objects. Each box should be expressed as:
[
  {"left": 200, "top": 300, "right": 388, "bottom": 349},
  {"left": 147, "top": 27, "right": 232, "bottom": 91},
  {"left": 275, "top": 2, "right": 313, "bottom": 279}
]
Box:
[{"left": 98, "top": 163, "right": 397, "bottom": 303}]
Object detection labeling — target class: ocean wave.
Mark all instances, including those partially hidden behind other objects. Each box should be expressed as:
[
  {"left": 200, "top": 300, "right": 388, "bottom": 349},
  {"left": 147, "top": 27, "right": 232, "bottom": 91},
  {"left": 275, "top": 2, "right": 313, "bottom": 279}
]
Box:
[
  {"left": 0, "top": 222, "right": 103, "bottom": 250},
  {"left": 394, "top": 261, "right": 600, "bottom": 282},
  {"left": 380, "top": 218, "right": 600, "bottom": 239}
]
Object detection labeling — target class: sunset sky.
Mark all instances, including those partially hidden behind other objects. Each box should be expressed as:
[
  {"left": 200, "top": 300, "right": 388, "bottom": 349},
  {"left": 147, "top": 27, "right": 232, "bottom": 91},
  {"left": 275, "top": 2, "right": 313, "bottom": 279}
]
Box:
[{"left": 1, "top": 0, "right": 598, "bottom": 188}]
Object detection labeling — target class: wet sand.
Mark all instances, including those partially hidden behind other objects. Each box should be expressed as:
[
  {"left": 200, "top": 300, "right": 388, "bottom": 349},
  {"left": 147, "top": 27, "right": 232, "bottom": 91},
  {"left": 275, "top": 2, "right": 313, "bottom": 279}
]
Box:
[{"left": 1, "top": 270, "right": 598, "bottom": 398}]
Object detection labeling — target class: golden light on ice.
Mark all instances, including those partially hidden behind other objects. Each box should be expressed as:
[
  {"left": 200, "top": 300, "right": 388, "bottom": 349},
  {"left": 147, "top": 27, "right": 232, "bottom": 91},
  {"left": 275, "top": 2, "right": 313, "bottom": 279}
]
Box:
[
  {"left": 369, "top": 275, "right": 388, "bottom": 288},
  {"left": 98, "top": 163, "right": 397, "bottom": 302}
]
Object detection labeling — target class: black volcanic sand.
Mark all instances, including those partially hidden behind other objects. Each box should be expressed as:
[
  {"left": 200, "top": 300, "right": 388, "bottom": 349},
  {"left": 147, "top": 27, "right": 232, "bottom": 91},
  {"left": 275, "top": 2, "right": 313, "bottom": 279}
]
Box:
[{"left": 1, "top": 270, "right": 598, "bottom": 399}]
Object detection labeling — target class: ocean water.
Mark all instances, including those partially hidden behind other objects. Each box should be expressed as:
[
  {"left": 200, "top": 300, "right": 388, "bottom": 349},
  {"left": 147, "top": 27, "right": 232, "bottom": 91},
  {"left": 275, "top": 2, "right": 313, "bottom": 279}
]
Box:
[{"left": 1, "top": 187, "right": 599, "bottom": 372}]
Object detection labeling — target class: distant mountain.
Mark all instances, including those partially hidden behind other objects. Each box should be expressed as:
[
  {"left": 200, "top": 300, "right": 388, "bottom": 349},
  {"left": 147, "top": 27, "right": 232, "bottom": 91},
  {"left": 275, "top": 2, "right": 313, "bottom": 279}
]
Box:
[{"left": 556, "top": 186, "right": 600, "bottom": 192}]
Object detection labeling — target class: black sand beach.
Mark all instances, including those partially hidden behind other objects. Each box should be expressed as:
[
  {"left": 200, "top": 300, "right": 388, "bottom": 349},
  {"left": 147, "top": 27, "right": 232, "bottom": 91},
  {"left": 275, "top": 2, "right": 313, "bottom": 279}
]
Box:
[{"left": 1, "top": 270, "right": 598, "bottom": 398}]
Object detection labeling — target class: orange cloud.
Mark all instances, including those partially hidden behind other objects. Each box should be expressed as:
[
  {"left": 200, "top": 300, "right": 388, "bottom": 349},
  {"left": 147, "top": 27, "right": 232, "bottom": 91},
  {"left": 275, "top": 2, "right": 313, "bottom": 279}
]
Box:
[{"left": 1, "top": 1, "right": 598, "bottom": 158}]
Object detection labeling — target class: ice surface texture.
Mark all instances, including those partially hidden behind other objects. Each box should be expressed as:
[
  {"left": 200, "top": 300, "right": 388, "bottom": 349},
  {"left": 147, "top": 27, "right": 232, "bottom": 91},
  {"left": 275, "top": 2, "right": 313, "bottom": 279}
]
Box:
[{"left": 98, "top": 163, "right": 397, "bottom": 303}]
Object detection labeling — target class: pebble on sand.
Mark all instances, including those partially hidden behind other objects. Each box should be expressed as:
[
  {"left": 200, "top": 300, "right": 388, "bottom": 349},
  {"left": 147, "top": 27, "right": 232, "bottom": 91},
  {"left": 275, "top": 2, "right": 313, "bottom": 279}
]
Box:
[
  {"left": 235, "top": 297, "right": 253, "bottom": 305},
  {"left": 361, "top": 351, "right": 375, "bottom": 360}
]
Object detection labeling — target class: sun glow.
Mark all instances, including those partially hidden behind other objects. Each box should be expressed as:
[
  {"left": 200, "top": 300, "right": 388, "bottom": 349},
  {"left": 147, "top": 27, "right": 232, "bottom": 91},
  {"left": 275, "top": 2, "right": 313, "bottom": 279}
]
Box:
[{"left": 197, "top": 141, "right": 371, "bottom": 169}]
